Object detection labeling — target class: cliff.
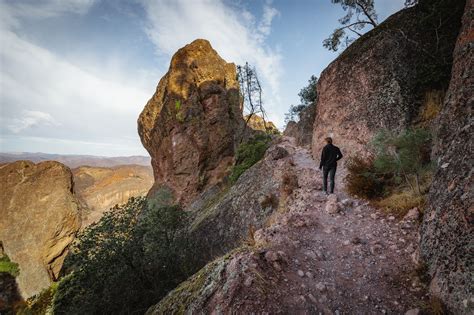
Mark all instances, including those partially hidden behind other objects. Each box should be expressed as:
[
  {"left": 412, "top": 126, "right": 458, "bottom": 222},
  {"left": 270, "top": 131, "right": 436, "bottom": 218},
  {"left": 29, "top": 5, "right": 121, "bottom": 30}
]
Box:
[
  {"left": 0, "top": 161, "right": 81, "bottom": 298},
  {"left": 420, "top": 1, "right": 473, "bottom": 313},
  {"left": 73, "top": 165, "right": 154, "bottom": 226},
  {"left": 138, "top": 39, "right": 244, "bottom": 205},
  {"left": 311, "top": 1, "right": 465, "bottom": 162},
  {"left": 284, "top": 102, "right": 316, "bottom": 147}
]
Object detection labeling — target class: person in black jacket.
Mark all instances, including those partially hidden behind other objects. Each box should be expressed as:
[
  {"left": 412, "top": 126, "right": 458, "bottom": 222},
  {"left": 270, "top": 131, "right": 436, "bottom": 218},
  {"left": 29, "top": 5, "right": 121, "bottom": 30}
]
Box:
[{"left": 319, "top": 137, "right": 343, "bottom": 194}]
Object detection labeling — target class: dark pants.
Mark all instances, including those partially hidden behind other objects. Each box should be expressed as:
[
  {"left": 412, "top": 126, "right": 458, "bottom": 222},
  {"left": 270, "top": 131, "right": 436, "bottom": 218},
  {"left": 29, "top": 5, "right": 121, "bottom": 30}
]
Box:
[{"left": 323, "top": 165, "right": 337, "bottom": 194}]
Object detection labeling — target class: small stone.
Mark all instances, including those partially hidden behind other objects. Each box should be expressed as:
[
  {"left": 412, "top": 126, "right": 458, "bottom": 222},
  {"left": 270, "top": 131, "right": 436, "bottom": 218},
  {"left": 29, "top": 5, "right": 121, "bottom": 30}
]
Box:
[
  {"left": 388, "top": 216, "right": 395, "bottom": 220},
  {"left": 297, "top": 270, "right": 305, "bottom": 277},
  {"left": 273, "top": 262, "right": 282, "bottom": 271},
  {"left": 343, "top": 240, "right": 351, "bottom": 246},
  {"left": 305, "top": 271, "right": 313, "bottom": 278},
  {"left": 441, "top": 162, "right": 449, "bottom": 169},
  {"left": 308, "top": 293, "right": 318, "bottom": 303},
  {"left": 315, "top": 282, "right": 326, "bottom": 291},
  {"left": 370, "top": 213, "right": 378, "bottom": 220},
  {"left": 265, "top": 250, "right": 278, "bottom": 262},
  {"left": 244, "top": 277, "right": 253, "bottom": 287},
  {"left": 405, "top": 308, "right": 421, "bottom": 315}
]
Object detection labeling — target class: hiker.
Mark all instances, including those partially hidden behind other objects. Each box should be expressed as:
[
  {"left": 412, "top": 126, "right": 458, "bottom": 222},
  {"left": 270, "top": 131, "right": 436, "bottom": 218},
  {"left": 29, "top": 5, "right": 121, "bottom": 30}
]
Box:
[{"left": 319, "top": 137, "right": 343, "bottom": 194}]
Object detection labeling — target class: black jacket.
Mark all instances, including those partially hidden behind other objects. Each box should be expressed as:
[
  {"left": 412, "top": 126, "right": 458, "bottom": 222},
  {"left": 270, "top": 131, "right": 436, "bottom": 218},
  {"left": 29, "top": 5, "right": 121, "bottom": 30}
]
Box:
[{"left": 319, "top": 144, "right": 343, "bottom": 169}]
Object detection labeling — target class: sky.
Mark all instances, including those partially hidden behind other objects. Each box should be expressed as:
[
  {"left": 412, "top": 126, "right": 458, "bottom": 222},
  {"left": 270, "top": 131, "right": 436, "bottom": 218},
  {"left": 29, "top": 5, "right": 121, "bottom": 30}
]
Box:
[{"left": 0, "top": 0, "right": 406, "bottom": 156}]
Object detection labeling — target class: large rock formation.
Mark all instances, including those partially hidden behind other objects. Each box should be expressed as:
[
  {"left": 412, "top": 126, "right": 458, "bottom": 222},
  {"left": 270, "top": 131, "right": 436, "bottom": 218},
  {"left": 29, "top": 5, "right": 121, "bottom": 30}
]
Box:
[
  {"left": 420, "top": 1, "right": 473, "bottom": 313},
  {"left": 0, "top": 161, "right": 81, "bottom": 298},
  {"left": 311, "top": 1, "right": 465, "bottom": 163},
  {"left": 73, "top": 165, "right": 153, "bottom": 226},
  {"left": 138, "top": 39, "right": 243, "bottom": 205},
  {"left": 244, "top": 114, "right": 279, "bottom": 134},
  {"left": 284, "top": 102, "right": 316, "bottom": 147}
]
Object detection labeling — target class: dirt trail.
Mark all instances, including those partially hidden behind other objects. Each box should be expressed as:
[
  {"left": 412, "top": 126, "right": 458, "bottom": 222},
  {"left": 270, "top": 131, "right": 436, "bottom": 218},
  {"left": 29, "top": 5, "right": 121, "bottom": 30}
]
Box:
[{"left": 233, "top": 137, "right": 428, "bottom": 314}]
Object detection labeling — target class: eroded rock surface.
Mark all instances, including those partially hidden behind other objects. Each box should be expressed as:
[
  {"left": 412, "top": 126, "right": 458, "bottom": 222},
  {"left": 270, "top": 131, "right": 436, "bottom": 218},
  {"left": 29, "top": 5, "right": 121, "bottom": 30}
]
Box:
[
  {"left": 138, "top": 39, "right": 244, "bottom": 205},
  {"left": 420, "top": 1, "right": 474, "bottom": 313},
  {"left": 311, "top": 2, "right": 465, "bottom": 162},
  {"left": 0, "top": 161, "right": 81, "bottom": 298},
  {"left": 283, "top": 102, "right": 316, "bottom": 147},
  {"left": 73, "top": 165, "right": 153, "bottom": 227}
]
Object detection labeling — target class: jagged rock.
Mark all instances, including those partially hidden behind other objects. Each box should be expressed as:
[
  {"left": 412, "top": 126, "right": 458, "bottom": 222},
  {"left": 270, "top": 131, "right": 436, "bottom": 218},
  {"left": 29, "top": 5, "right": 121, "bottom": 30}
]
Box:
[
  {"left": 0, "top": 161, "right": 81, "bottom": 298},
  {"left": 283, "top": 102, "right": 316, "bottom": 146},
  {"left": 138, "top": 39, "right": 244, "bottom": 205},
  {"left": 420, "top": 1, "right": 473, "bottom": 313},
  {"left": 265, "top": 145, "right": 289, "bottom": 160},
  {"left": 311, "top": 2, "right": 465, "bottom": 164},
  {"left": 73, "top": 165, "right": 153, "bottom": 227},
  {"left": 325, "top": 194, "right": 340, "bottom": 214},
  {"left": 245, "top": 114, "right": 279, "bottom": 134},
  {"left": 403, "top": 208, "right": 420, "bottom": 221}
]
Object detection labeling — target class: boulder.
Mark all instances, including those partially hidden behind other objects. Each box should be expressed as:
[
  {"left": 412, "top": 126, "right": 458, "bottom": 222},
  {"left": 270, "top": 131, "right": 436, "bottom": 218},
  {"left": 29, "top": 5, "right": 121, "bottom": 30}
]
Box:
[
  {"left": 0, "top": 161, "right": 81, "bottom": 298},
  {"left": 311, "top": 2, "right": 465, "bottom": 165},
  {"left": 325, "top": 194, "right": 340, "bottom": 214},
  {"left": 420, "top": 1, "right": 473, "bottom": 313},
  {"left": 138, "top": 39, "right": 244, "bottom": 205}
]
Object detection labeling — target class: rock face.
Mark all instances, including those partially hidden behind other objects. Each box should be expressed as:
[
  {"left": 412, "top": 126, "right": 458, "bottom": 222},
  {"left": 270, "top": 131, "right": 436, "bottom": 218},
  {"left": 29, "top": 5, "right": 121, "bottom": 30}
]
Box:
[
  {"left": 283, "top": 102, "right": 316, "bottom": 146},
  {"left": 244, "top": 114, "right": 279, "bottom": 134},
  {"left": 311, "top": 2, "right": 465, "bottom": 163},
  {"left": 73, "top": 165, "right": 154, "bottom": 227},
  {"left": 420, "top": 1, "right": 473, "bottom": 313},
  {"left": 138, "top": 39, "right": 243, "bottom": 205},
  {"left": 183, "top": 137, "right": 294, "bottom": 268},
  {"left": 0, "top": 161, "right": 81, "bottom": 298}
]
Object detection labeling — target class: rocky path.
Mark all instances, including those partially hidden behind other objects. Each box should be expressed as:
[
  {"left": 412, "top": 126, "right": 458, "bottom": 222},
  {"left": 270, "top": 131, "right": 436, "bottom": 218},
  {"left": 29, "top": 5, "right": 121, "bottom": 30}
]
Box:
[
  {"left": 151, "top": 137, "right": 429, "bottom": 314},
  {"left": 232, "top": 137, "right": 429, "bottom": 314}
]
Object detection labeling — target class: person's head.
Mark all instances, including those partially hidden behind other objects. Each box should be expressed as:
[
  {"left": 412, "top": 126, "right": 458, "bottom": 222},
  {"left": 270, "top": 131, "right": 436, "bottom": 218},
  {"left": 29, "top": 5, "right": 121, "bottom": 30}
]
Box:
[{"left": 325, "top": 137, "right": 333, "bottom": 145}]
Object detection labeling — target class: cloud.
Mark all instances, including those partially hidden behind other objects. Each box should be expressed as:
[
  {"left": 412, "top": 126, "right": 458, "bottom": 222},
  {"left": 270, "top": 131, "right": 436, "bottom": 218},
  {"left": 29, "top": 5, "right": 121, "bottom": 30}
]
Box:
[
  {"left": 0, "top": 1, "right": 152, "bottom": 155},
  {"left": 0, "top": 0, "right": 96, "bottom": 29},
  {"left": 6, "top": 110, "right": 60, "bottom": 133},
  {"left": 140, "top": 0, "right": 283, "bottom": 123}
]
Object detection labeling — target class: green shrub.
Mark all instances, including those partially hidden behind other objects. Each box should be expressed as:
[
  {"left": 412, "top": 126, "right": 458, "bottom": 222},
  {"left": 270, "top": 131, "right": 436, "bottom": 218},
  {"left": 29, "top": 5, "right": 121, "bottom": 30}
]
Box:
[
  {"left": 0, "top": 254, "right": 20, "bottom": 277},
  {"left": 346, "top": 156, "right": 384, "bottom": 199},
  {"left": 372, "top": 128, "right": 432, "bottom": 194},
  {"left": 230, "top": 134, "right": 271, "bottom": 183},
  {"left": 53, "top": 195, "right": 198, "bottom": 315},
  {"left": 18, "top": 282, "right": 58, "bottom": 315}
]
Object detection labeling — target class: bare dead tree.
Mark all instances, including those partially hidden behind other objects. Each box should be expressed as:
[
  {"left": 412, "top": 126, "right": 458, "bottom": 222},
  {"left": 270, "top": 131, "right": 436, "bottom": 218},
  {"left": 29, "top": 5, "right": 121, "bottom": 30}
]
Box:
[{"left": 236, "top": 62, "right": 269, "bottom": 139}]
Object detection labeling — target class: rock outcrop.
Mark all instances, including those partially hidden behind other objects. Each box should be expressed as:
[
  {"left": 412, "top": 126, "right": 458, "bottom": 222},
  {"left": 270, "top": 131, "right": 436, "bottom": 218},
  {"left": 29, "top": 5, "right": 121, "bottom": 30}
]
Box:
[
  {"left": 284, "top": 102, "right": 316, "bottom": 146},
  {"left": 182, "top": 137, "right": 293, "bottom": 268},
  {"left": 73, "top": 165, "right": 153, "bottom": 226},
  {"left": 420, "top": 1, "right": 473, "bottom": 313},
  {"left": 311, "top": 1, "right": 465, "bottom": 163},
  {"left": 138, "top": 39, "right": 244, "bottom": 205},
  {"left": 0, "top": 161, "right": 81, "bottom": 298},
  {"left": 244, "top": 114, "right": 279, "bottom": 134}
]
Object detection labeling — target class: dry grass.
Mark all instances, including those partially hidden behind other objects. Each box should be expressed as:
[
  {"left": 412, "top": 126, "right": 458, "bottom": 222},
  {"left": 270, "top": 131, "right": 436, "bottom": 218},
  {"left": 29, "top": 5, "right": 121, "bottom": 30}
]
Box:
[
  {"left": 422, "top": 296, "right": 446, "bottom": 315},
  {"left": 419, "top": 90, "right": 445, "bottom": 125},
  {"left": 244, "top": 224, "right": 257, "bottom": 247},
  {"left": 374, "top": 189, "right": 426, "bottom": 218}
]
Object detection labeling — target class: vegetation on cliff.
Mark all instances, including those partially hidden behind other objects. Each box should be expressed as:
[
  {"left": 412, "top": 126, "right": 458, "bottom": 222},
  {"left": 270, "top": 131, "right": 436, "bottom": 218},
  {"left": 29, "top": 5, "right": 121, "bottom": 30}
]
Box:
[
  {"left": 230, "top": 134, "right": 272, "bottom": 183},
  {"left": 346, "top": 128, "right": 433, "bottom": 216},
  {"left": 53, "top": 194, "right": 198, "bottom": 314}
]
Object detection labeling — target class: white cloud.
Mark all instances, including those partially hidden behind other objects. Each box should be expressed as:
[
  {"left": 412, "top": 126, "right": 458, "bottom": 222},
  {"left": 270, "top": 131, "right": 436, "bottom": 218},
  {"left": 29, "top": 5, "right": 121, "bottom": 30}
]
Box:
[
  {"left": 6, "top": 110, "right": 60, "bottom": 133},
  {"left": 0, "top": 1, "right": 152, "bottom": 155},
  {"left": 140, "top": 0, "right": 283, "bottom": 126}
]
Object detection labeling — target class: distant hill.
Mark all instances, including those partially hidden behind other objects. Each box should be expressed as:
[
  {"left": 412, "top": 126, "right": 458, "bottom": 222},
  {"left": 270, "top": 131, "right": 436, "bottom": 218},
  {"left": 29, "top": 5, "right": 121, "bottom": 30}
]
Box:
[
  {"left": 73, "top": 165, "right": 154, "bottom": 227},
  {"left": 0, "top": 152, "right": 151, "bottom": 168}
]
